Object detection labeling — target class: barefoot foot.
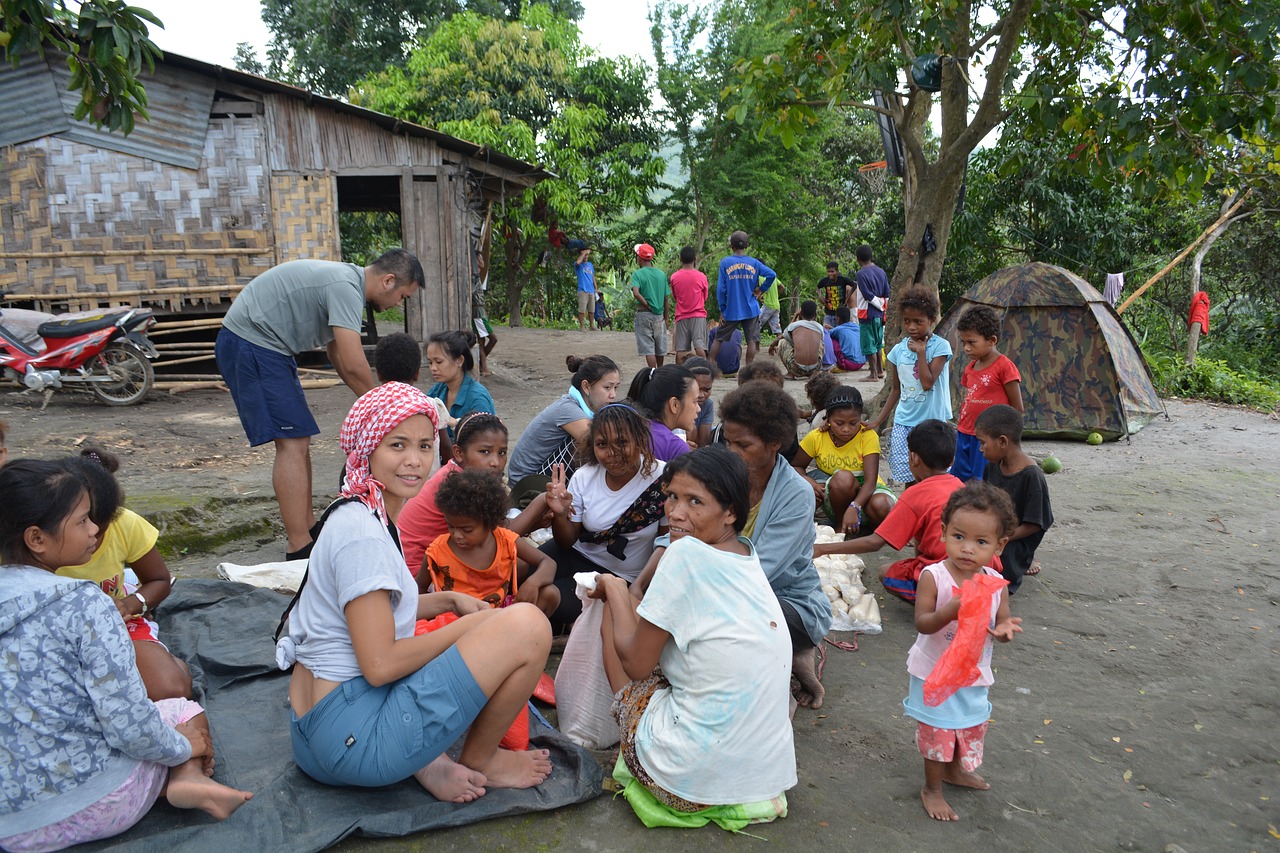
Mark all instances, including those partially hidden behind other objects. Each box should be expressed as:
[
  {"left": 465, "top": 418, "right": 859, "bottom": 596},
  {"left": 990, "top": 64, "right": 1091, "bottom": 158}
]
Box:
[
  {"left": 791, "top": 647, "right": 825, "bottom": 709},
  {"left": 470, "top": 748, "right": 552, "bottom": 789},
  {"left": 921, "top": 787, "right": 959, "bottom": 821},
  {"left": 942, "top": 766, "right": 990, "bottom": 790},
  {"left": 165, "top": 771, "right": 253, "bottom": 820},
  {"left": 414, "top": 754, "right": 487, "bottom": 803}
]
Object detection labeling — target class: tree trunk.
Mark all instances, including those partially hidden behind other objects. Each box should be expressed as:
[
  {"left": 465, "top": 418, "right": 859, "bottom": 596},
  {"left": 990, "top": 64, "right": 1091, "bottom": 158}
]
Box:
[
  {"left": 1184, "top": 191, "right": 1247, "bottom": 366},
  {"left": 503, "top": 229, "right": 529, "bottom": 327}
]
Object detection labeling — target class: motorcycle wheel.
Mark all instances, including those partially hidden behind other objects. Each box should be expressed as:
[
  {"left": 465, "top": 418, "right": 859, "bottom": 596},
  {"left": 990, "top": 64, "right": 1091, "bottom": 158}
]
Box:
[{"left": 90, "top": 342, "right": 154, "bottom": 406}]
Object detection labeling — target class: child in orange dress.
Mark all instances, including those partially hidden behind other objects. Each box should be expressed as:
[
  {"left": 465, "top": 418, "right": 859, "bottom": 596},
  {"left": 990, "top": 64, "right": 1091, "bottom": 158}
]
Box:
[{"left": 424, "top": 469, "right": 559, "bottom": 616}]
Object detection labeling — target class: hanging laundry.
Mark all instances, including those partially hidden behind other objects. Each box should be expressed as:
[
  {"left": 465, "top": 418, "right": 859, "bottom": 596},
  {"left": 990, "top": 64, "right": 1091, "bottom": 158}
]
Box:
[
  {"left": 1189, "top": 291, "right": 1210, "bottom": 334},
  {"left": 1104, "top": 272, "right": 1124, "bottom": 306}
]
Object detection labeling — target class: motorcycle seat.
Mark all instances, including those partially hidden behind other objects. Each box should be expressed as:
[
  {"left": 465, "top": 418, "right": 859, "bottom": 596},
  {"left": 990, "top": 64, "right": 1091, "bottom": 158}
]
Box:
[{"left": 38, "top": 313, "right": 126, "bottom": 338}]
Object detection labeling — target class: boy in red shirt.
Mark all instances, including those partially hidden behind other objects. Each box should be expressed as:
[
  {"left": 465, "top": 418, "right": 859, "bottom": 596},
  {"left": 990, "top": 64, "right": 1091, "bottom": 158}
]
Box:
[
  {"left": 814, "top": 419, "right": 963, "bottom": 602},
  {"left": 669, "top": 245, "right": 709, "bottom": 363},
  {"left": 951, "top": 306, "right": 1023, "bottom": 481}
]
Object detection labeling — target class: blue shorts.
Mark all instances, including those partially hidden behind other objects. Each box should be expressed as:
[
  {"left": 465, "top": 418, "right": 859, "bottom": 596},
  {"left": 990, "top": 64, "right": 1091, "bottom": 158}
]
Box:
[
  {"left": 215, "top": 329, "right": 320, "bottom": 446},
  {"left": 950, "top": 431, "right": 985, "bottom": 481},
  {"left": 290, "top": 645, "right": 488, "bottom": 788}
]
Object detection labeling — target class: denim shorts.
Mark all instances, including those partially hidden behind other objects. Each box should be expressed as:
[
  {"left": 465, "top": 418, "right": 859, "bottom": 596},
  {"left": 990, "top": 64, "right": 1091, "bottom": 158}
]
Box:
[
  {"left": 290, "top": 645, "right": 488, "bottom": 788},
  {"left": 215, "top": 329, "right": 320, "bottom": 446}
]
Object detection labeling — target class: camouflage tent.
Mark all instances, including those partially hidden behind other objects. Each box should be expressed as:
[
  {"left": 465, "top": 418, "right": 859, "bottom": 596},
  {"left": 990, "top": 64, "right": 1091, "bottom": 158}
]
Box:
[{"left": 937, "top": 262, "right": 1166, "bottom": 440}]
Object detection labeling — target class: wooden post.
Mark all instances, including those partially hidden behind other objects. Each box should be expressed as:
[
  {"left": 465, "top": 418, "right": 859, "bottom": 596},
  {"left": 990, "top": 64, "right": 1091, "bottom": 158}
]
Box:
[{"left": 1117, "top": 190, "right": 1251, "bottom": 314}]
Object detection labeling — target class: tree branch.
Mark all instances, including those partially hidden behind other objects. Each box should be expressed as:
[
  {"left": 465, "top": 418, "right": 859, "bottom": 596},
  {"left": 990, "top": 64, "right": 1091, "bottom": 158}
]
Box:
[
  {"left": 970, "top": 14, "right": 1008, "bottom": 54},
  {"left": 948, "top": 0, "right": 1034, "bottom": 158},
  {"left": 788, "top": 99, "right": 892, "bottom": 117}
]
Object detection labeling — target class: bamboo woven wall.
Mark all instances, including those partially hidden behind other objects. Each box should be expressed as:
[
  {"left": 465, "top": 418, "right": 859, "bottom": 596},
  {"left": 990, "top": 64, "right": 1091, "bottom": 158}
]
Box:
[
  {"left": 270, "top": 173, "right": 339, "bottom": 262},
  {"left": 0, "top": 118, "right": 274, "bottom": 312}
]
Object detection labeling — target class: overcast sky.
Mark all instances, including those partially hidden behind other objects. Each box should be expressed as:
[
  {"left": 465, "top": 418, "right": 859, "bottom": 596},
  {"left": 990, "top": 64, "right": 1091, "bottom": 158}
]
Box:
[{"left": 138, "top": 0, "right": 654, "bottom": 69}]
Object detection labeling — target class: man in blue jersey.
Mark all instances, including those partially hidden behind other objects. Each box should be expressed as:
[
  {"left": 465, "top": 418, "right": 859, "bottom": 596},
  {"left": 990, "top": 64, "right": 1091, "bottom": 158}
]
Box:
[{"left": 710, "top": 230, "right": 776, "bottom": 367}]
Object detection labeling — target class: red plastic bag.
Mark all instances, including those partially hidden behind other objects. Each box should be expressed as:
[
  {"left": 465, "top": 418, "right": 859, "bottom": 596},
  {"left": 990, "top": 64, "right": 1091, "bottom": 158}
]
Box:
[
  {"left": 923, "top": 573, "right": 1008, "bottom": 706},
  {"left": 413, "top": 612, "right": 530, "bottom": 750}
]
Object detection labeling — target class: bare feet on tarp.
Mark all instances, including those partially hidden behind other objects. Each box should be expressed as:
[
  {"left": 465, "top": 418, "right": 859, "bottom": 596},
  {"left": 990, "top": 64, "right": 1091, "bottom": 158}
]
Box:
[
  {"left": 470, "top": 747, "right": 553, "bottom": 789},
  {"left": 414, "top": 754, "right": 487, "bottom": 803},
  {"left": 791, "top": 646, "right": 825, "bottom": 709},
  {"left": 164, "top": 763, "right": 253, "bottom": 820}
]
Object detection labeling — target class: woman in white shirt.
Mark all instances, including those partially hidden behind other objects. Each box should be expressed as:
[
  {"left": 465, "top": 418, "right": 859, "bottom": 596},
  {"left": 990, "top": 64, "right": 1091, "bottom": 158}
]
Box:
[
  {"left": 590, "top": 445, "right": 795, "bottom": 817},
  {"left": 540, "top": 404, "right": 667, "bottom": 627}
]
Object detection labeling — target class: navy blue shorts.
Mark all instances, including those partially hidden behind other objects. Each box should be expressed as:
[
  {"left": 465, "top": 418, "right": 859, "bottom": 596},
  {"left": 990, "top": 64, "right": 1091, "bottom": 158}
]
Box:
[
  {"left": 215, "top": 329, "right": 320, "bottom": 446},
  {"left": 290, "top": 645, "right": 488, "bottom": 788},
  {"left": 950, "top": 431, "right": 986, "bottom": 482}
]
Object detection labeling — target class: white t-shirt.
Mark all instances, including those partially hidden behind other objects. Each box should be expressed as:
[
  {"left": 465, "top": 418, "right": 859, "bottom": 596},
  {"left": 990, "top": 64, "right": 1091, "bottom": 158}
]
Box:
[
  {"left": 283, "top": 502, "right": 418, "bottom": 682},
  {"left": 635, "top": 535, "right": 796, "bottom": 805},
  {"left": 569, "top": 461, "right": 666, "bottom": 581}
]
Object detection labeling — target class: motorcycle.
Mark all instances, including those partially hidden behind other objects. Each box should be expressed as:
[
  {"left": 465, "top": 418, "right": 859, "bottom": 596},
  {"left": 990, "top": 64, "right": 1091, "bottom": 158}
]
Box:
[{"left": 0, "top": 304, "right": 159, "bottom": 406}]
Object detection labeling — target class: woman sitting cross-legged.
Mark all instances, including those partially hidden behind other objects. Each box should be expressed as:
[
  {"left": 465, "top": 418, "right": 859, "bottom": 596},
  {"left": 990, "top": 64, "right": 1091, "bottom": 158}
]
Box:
[
  {"left": 278, "top": 382, "right": 553, "bottom": 800},
  {"left": 590, "top": 446, "right": 795, "bottom": 823}
]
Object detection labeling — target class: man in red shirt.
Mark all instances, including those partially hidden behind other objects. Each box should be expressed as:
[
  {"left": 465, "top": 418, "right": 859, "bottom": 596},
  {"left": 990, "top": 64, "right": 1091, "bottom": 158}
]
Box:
[{"left": 669, "top": 245, "right": 709, "bottom": 363}]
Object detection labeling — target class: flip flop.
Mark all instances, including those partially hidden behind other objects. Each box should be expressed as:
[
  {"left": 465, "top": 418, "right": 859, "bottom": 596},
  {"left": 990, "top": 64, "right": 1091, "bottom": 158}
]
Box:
[{"left": 533, "top": 671, "right": 557, "bottom": 706}]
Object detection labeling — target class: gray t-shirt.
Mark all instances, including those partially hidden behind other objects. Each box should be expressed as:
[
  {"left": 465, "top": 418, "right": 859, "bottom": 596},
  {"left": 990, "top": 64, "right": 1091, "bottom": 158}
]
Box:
[
  {"left": 508, "top": 394, "right": 591, "bottom": 481},
  {"left": 284, "top": 502, "right": 417, "bottom": 682},
  {"left": 223, "top": 260, "right": 367, "bottom": 356}
]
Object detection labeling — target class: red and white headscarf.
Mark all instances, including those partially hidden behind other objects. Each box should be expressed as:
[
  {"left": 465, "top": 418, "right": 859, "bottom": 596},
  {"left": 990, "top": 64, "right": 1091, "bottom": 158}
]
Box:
[{"left": 339, "top": 382, "right": 439, "bottom": 524}]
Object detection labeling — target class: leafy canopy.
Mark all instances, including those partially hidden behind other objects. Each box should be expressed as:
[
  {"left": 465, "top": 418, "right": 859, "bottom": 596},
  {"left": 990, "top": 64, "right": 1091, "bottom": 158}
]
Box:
[
  {"left": 735, "top": 0, "right": 1280, "bottom": 200},
  {"left": 1, "top": 0, "right": 163, "bottom": 133},
  {"left": 249, "top": 0, "right": 583, "bottom": 96}
]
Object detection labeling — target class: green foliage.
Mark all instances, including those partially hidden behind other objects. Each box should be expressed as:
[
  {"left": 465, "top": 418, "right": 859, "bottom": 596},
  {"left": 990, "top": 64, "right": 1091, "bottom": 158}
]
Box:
[
  {"left": 339, "top": 211, "right": 403, "bottom": 267},
  {"left": 245, "top": 0, "right": 583, "bottom": 96},
  {"left": 352, "top": 4, "right": 663, "bottom": 325},
  {"left": 730, "top": 0, "right": 1280, "bottom": 302},
  {"left": 2, "top": 0, "right": 162, "bottom": 133},
  {"left": 1143, "top": 348, "right": 1280, "bottom": 412},
  {"left": 644, "top": 0, "right": 892, "bottom": 302}
]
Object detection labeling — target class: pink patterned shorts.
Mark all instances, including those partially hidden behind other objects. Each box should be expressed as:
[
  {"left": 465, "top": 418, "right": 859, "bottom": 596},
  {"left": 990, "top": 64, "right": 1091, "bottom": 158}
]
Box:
[
  {"left": 0, "top": 698, "right": 203, "bottom": 853},
  {"left": 915, "top": 721, "right": 988, "bottom": 771}
]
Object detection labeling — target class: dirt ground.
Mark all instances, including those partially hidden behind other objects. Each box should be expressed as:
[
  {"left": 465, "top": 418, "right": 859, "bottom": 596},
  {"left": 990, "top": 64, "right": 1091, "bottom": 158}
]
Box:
[{"left": 2, "top": 325, "right": 1277, "bottom": 852}]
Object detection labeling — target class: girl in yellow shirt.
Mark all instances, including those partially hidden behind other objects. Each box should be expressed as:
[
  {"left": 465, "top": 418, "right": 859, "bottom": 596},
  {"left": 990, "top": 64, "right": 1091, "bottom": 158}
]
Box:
[{"left": 791, "top": 386, "right": 897, "bottom": 536}]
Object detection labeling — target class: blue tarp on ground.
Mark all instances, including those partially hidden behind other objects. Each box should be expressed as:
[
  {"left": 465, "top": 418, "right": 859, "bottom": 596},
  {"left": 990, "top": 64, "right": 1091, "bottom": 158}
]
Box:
[{"left": 77, "top": 580, "right": 603, "bottom": 853}]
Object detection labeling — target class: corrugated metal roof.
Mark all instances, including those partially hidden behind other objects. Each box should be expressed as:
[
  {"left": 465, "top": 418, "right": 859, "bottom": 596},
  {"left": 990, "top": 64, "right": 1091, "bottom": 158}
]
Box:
[
  {"left": 0, "top": 52, "right": 70, "bottom": 148},
  {"left": 50, "top": 59, "right": 213, "bottom": 170},
  {"left": 161, "top": 54, "right": 554, "bottom": 185}
]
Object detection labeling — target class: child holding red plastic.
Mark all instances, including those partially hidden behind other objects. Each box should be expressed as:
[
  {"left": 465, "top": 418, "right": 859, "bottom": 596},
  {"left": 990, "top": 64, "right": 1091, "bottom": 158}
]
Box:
[{"left": 905, "top": 481, "right": 1022, "bottom": 822}]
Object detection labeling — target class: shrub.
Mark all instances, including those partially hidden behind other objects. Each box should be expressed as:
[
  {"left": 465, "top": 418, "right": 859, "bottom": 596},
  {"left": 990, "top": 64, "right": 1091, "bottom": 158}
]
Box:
[{"left": 1144, "top": 348, "right": 1280, "bottom": 412}]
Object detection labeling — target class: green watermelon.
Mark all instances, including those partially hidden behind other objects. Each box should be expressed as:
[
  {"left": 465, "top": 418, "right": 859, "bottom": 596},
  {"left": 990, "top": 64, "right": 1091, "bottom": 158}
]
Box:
[{"left": 1040, "top": 456, "right": 1062, "bottom": 474}]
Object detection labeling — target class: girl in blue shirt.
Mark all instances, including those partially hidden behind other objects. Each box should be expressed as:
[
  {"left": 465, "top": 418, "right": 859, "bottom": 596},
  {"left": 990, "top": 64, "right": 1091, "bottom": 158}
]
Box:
[{"left": 868, "top": 286, "right": 953, "bottom": 486}]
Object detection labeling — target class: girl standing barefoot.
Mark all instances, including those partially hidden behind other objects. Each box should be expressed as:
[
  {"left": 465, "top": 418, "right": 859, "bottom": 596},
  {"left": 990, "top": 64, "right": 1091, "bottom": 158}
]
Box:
[{"left": 904, "top": 482, "right": 1022, "bottom": 821}]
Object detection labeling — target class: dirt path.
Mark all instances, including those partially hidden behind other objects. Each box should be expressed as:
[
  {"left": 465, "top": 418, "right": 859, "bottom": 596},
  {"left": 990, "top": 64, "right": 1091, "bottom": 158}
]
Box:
[{"left": 2, "top": 326, "right": 1277, "bottom": 851}]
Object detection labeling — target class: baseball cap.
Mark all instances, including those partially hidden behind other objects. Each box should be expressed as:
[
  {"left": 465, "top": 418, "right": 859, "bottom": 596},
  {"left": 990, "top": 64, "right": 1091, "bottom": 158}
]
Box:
[
  {"left": 634, "top": 243, "right": 656, "bottom": 260},
  {"left": 730, "top": 230, "right": 749, "bottom": 249}
]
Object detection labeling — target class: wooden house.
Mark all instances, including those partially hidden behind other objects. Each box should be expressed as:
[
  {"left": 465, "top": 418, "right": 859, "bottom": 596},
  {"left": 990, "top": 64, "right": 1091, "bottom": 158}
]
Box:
[{"left": 0, "top": 50, "right": 549, "bottom": 353}]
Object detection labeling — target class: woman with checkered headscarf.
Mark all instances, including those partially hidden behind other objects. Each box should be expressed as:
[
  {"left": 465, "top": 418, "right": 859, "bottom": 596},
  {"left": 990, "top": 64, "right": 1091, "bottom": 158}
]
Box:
[{"left": 277, "top": 383, "right": 553, "bottom": 797}]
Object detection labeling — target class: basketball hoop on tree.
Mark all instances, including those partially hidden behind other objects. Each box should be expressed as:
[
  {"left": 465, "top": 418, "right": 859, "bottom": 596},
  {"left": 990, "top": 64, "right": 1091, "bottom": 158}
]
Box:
[{"left": 857, "top": 160, "right": 888, "bottom": 196}]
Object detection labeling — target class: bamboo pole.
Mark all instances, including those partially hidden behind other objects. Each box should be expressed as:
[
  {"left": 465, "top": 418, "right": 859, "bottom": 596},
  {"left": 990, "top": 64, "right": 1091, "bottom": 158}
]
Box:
[
  {"left": 0, "top": 247, "right": 270, "bottom": 259},
  {"left": 2, "top": 284, "right": 246, "bottom": 302},
  {"left": 1117, "top": 190, "right": 1251, "bottom": 314},
  {"left": 151, "top": 354, "right": 217, "bottom": 368},
  {"left": 151, "top": 318, "right": 225, "bottom": 330}
]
